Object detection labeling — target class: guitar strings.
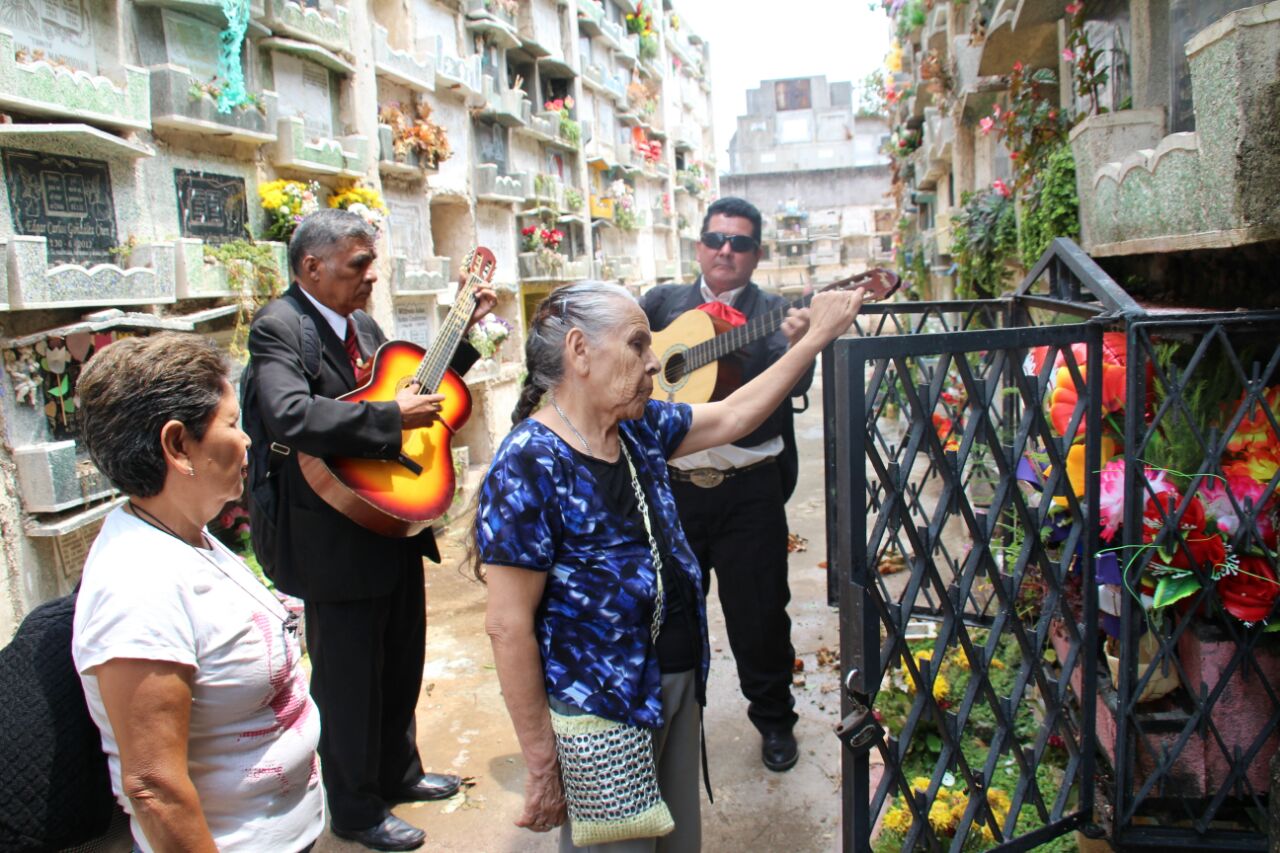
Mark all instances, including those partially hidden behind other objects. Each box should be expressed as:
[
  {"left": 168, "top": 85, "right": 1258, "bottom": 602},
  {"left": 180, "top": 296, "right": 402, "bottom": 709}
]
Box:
[
  {"left": 411, "top": 254, "right": 488, "bottom": 392},
  {"left": 679, "top": 272, "right": 885, "bottom": 374}
]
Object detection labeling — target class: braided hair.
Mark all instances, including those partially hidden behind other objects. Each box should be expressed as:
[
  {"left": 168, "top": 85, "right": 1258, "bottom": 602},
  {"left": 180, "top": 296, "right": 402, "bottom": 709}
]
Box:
[{"left": 511, "top": 280, "right": 635, "bottom": 424}]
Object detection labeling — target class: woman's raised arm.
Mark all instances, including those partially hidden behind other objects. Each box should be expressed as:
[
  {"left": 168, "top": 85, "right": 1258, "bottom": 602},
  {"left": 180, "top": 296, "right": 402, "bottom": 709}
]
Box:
[{"left": 673, "top": 289, "right": 863, "bottom": 458}]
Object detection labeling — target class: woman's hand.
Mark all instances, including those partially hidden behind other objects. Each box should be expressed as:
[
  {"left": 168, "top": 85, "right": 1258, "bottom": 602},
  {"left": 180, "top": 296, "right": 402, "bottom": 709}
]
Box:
[
  {"left": 801, "top": 289, "right": 863, "bottom": 350},
  {"left": 516, "top": 762, "right": 567, "bottom": 832},
  {"left": 676, "top": 289, "right": 863, "bottom": 458}
]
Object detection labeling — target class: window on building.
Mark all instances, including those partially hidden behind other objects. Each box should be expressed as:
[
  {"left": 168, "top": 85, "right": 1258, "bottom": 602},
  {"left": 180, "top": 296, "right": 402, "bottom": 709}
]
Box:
[
  {"left": 774, "top": 79, "right": 811, "bottom": 111},
  {"left": 779, "top": 118, "right": 808, "bottom": 143},
  {"left": 759, "top": 152, "right": 777, "bottom": 164}
]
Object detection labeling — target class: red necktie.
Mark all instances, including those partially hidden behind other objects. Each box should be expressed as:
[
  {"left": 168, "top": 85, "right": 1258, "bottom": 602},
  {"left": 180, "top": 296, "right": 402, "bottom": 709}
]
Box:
[{"left": 343, "top": 322, "right": 362, "bottom": 371}]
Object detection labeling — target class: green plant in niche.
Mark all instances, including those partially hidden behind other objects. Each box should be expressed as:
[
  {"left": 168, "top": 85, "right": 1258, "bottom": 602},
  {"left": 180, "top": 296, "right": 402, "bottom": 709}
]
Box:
[
  {"left": 950, "top": 189, "right": 1018, "bottom": 300},
  {"left": 205, "top": 239, "right": 285, "bottom": 358},
  {"left": 564, "top": 187, "right": 583, "bottom": 210},
  {"left": 894, "top": 0, "right": 927, "bottom": 40},
  {"left": 1018, "top": 143, "right": 1080, "bottom": 267}
]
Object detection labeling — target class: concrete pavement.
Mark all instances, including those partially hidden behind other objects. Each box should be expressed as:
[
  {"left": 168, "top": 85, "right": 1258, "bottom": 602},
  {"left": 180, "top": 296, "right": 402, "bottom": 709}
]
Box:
[{"left": 315, "top": 375, "right": 847, "bottom": 853}]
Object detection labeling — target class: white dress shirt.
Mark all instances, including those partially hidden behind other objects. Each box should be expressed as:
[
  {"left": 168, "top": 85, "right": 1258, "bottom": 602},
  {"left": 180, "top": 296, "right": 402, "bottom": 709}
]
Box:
[
  {"left": 298, "top": 285, "right": 351, "bottom": 341},
  {"left": 669, "top": 278, "right": 785, "bottom": 471}
]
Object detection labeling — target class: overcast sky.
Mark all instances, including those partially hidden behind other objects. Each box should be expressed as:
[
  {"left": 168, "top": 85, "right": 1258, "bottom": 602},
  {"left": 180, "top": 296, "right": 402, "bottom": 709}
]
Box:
[{"left": 672, "top": 0, "right": 893, "bottom": 171}]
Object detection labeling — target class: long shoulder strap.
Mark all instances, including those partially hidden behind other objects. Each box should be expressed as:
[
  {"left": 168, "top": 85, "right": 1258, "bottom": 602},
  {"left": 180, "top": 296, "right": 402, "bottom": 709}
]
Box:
[{"left": 279, "top": 291, "right": 323, "bottom": 379}]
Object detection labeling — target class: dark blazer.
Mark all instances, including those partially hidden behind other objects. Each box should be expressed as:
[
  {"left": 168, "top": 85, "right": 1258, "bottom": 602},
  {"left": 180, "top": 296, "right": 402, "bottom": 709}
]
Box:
[
  {"left": 241, "top": 283, "right": 478, "bottom": 602},
  {"left": 639, "top": 278, "right": 814, "bottom": 499}
]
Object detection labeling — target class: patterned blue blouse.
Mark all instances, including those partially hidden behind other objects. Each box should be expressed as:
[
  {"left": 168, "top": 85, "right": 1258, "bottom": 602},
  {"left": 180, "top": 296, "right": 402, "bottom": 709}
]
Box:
[{"left": 476, "top": 400, "right": 709, "bottom": 729}]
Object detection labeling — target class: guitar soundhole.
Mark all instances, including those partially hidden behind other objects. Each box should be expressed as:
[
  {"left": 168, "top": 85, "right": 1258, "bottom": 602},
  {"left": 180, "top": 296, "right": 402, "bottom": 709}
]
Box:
[
  {"left": 663, "top": 352, "right": 686, "bottom": 385},
  {"left": 395, "top": 376, "right": 414, "bottom": 393}
]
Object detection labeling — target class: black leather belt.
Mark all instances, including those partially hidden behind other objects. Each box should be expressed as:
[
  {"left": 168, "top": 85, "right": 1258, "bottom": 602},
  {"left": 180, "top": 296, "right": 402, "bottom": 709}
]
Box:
[{"left": 668, "top": 456, "right": 775, "bottom": 488}]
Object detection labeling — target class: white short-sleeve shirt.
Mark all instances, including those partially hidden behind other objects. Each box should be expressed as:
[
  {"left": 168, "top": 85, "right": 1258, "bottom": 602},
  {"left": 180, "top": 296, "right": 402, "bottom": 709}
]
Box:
[{"left": 73, "top": 508, "right": 324, "bottom": 853}]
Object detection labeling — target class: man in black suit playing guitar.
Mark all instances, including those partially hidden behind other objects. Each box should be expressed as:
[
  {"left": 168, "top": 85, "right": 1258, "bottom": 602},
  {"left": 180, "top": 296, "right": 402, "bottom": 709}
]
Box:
[
  {"left": 640, "top": 197, "right": 811, "bottom": 772},
  {"left": 241, "top": 210, "right": 495, "bottom": 850}
]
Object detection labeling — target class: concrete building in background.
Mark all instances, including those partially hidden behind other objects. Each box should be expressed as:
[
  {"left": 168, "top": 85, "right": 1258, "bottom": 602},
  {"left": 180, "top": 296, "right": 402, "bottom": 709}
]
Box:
[
  {"left": 0, "top": 0, "right": 718, "bottom": 639},
  {"left": 723, "top": 75, "right": 894, "bottom": 292}
]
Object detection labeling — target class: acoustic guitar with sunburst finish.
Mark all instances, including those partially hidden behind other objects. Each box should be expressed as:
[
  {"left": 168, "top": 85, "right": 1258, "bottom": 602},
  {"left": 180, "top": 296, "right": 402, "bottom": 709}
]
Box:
[
  {"left": 296, "top": 248, "right": 497, "bottom": 538},
  {"left": 650, "top": 268, "right": 900, "bottom": 405}
]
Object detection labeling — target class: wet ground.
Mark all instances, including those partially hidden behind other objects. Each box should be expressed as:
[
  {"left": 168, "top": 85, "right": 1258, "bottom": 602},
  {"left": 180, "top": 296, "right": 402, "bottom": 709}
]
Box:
[{"left": 315, "top": 376, "right": 853, "bottom": 853}]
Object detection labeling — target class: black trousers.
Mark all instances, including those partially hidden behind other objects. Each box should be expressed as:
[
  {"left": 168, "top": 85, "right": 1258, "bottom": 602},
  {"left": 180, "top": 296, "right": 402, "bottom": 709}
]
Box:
[
  {"left": 304, "top": 558, "right": 427, "bottom": 829},
  {"left": 671, "top": 461, "right": 798, "bottom": 735}
]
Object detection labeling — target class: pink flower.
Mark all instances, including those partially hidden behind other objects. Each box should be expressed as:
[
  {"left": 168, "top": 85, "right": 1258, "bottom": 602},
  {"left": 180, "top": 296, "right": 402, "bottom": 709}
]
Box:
[
  {"left": 1062, "top": 48, "right": 1076, "bottom": 62},
  {"left": 1065, "top": 2, "right": 1083, "bottom": 14},
  {"left": 1098, "top": 459, "right": 1127, "bottom": 541},
  {"left": 1011, "top": 62, "right": 1022, "bottom": 74},
  {"left": 979, "top": 116, "right": 995, "bottom": 135},
  {"left": 992, "top": 179, "right": 1011, "bottom": 198},
  {"left": 992, "top": 104, "right": 1002, "bottom": 118},
  {"left": 1202, "top": 476, "right": 1279, "bottom": 547}
]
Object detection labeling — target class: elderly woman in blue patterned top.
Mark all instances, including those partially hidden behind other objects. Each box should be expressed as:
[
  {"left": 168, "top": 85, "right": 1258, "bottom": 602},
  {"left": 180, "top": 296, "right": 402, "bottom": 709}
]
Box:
[{"left": 476, "top": 281, "right": 862, "bottom": 851}]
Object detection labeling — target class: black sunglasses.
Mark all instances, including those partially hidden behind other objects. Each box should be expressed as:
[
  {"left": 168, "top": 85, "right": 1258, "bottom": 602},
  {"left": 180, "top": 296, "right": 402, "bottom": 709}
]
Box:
[{"left": 700, "top": 231, "right": 758, "bottom": 253}]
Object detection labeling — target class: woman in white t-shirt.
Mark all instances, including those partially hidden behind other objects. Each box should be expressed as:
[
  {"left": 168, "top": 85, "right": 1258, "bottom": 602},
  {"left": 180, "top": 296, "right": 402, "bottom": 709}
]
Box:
[{"left": 73, "top": 333, "right": 324, "bottom": 853}]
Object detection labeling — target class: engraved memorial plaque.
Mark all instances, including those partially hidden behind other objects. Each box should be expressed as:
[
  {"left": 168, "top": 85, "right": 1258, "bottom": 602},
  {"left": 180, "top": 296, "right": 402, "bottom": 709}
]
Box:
[
  {"left": 476, "top": 121, "right": 508, "bottom": 172},
  {"left": 174, "top": 170, "right": 248, "bottom": 244},
  {"left": 395, "top": 302, "right": 435, "bottom": 348},
  {"left": 3, "top": 149, "right": 117, "bottom": 265},
  {"left": 388, "top": 201, "right": 425, "bottom": 265},
  {"left": 161, "top": 10, "right": 221, "bottom": 81},
  {"left": 273, "top": 52, "right": 335, "bottom": 140},
  {"left": 0, "top": 0, "right": 97, "bottom": 74}
]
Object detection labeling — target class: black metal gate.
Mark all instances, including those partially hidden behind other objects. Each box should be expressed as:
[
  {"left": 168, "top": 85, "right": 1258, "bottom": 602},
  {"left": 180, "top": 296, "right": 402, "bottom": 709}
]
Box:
[
  {"left": 826, "top": 239, "right": 1280, "bottom": 851},
  {"left": 824, "top": 241, "right": 1130, "bottom": 851}
]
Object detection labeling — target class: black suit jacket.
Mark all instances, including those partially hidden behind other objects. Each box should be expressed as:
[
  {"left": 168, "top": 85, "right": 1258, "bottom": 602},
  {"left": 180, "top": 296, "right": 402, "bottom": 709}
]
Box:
[
  {"left": 639, "top": 278, "right": 813, "bottom": 499},
  {"left": 241, "top": 283, "right": 478, "bottom": 602}
]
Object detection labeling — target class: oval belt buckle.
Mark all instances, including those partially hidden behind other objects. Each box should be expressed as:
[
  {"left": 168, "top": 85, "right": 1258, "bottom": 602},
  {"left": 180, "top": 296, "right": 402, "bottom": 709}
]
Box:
[{"left": 690, "top": 468, "right": 725, "bottom": 488}]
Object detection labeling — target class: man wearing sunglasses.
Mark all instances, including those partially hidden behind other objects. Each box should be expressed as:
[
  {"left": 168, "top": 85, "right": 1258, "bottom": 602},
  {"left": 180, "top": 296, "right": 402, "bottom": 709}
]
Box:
[{"left": 640, "top": 196, "right": 812, "bottom": 773}]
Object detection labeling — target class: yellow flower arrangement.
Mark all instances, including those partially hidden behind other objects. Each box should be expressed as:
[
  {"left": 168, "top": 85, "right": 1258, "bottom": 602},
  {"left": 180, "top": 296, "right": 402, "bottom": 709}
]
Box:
[
  {"left": 329, "top": 182, "right": 388, "bottom": 230},
  {"left": 258, "top": 179, "right": 320, "bottom": 241}
]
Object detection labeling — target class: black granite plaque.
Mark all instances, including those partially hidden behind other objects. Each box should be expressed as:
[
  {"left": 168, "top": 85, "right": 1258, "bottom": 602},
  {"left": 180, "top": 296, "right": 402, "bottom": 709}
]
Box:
[
  {"left": 174, "top": 169, "right": 248, "bottom": 244},
  {"left": 3, "top": 148, "right": 117, "bottom": 265}
]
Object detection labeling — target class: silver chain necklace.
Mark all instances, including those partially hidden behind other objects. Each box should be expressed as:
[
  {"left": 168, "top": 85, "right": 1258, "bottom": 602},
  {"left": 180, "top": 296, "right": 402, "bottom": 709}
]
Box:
[{"left": 550, "top": 393, "right": 593, "bottom": 456}]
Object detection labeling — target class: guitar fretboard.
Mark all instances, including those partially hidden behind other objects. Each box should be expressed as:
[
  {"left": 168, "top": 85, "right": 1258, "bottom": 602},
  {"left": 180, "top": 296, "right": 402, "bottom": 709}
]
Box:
[
  {"left": 413, "top": 252, "right": 485, "bottom": 392},
  {"left": 682, "top": 292, "right": 817, "bottom": 373}
]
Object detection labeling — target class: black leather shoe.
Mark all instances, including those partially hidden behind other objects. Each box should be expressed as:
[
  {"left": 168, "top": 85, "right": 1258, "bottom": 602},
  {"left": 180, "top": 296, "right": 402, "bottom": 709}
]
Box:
[
  {"left": 762, "top": 729, "right": 799, "bottom": 772},
  {"left": 394, "top": 771, "right": 462, "bottom": 802},
  {"left": 331, "top": 814, "right": 425, "bottom": 851}
]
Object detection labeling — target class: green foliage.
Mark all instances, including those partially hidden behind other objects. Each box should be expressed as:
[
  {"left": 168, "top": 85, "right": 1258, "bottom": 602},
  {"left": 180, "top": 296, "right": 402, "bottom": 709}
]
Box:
[
  {"left": 559, "top": 115, "right": 581, "bottom": 147},
  {"left": 564, "top": 187, "right": 583, "bottom": 210},
  {"left": 871, "top": 629, "right": 1073, "bottom": 851},
  {"left": 1065, "top": 4, "right": 1110, "bottom": 120},
  {"left": 993, "top": 65, "right": 1067, "bottom": 191},
  {"left": 1018, "top": 144, "right": 1081, "bottom": 267},
  {"left": 205, "top": 239, "right": 285, "bottom": 358},
  {"left": 857, "top": 69, "right": 889, "bottom": 118},
  {"left": 638, "top": 33, "right": 658, "bottom": 62},
  {"left": 951, "top": 190, "right": 1018, "bottom": 300},
  {"left": 1143, "top": 342, "right": 1242, "bottom": 482},
  {"left": 895, "top": 0, "right": 927, "bottom": 39}
]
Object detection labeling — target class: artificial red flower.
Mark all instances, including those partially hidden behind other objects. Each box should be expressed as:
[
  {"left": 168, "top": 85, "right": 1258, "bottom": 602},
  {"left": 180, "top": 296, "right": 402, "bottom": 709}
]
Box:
[
  {"left": 521, "top": 224, "right": 537, "bottom": 237},
  {"left": 992, "top": 179, "right": 1012, "bottom": 199},
  {"left": 1065, "top": 1, "right": 1084, "bottom": 14},
  {"left": 1219, "top": 555, "right": 1280, "bottom": 624}
]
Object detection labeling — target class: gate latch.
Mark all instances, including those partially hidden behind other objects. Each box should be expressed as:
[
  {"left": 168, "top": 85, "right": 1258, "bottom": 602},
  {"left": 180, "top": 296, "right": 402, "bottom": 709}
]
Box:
[{"left": 835, "top": 696, "right": 884, "bottom": 754}]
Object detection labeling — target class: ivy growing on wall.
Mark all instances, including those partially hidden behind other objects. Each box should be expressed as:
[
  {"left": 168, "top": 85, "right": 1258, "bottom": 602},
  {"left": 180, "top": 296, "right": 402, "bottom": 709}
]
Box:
[
  {"left": 950, "top": 189, "right": 1018, "bottom": 300},
  {"left": 1018, "top": 143, "right": 1080, "bottom": 267}
]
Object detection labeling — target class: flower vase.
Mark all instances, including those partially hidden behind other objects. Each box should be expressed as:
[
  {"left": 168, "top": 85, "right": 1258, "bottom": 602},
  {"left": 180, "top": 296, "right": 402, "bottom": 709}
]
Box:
[{"left": 1104, "top": 631, "right": 1180, "bottom": 703}]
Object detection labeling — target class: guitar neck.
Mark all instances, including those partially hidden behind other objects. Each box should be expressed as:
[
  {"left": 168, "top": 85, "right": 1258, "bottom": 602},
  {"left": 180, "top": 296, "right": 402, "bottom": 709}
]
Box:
[
  {"left": 683, "top": 291, "right": 815, "bottom": 372},
  {"left": 414, "top": 267, "right": 481, "bottom": 392}
]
